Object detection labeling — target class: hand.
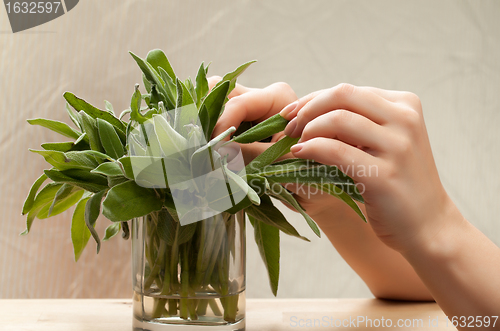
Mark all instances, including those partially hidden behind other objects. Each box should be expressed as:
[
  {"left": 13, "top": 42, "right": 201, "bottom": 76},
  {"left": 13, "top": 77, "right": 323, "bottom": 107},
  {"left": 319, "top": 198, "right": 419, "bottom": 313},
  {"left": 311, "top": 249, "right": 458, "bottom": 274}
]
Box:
[
  {"left": 283, "top": 83, "right": 454, "bottom": 253},
  {"left": 209, "top": 76, "right": 297, "bottom": 162}
]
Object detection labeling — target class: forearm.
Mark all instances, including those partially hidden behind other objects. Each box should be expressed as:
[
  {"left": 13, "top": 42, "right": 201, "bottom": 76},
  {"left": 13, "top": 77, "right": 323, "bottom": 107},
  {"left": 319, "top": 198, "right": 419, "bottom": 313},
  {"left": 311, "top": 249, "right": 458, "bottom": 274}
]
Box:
[
  {"left": 400, "top": 199, "right": 500, "bottom": 320},
  {"left": 311, "top": 198, "right": 433, "bottom": 301}
]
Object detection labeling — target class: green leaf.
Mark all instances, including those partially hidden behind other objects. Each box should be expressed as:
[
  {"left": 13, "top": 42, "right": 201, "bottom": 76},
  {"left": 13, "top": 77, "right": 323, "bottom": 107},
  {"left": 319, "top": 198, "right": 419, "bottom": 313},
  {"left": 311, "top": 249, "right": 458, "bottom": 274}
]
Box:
[
  {"left": 174, "top": 79, "right": 197, "bottom": 136},
  {"left": 223, "top": 162, "right": 260, "bottom": 205},
  {"left": 97, "top": 118, "right": 125, "bottom": 159},
  {"left": 199, "top": 81, "right": 230, "bottom": 140},
  {"left": 44, "top": 169, "right": 108, "bottom": 193},
  {"left": 66, "top": 103, "right": 83, "bottom": 131},
  {"left": 79, "top": 111, "right": 105, "bottom": 152},
  {"left": 102, "top": 181, "right": 163, "bottom": 222},
  {"left": 20, "top": 183, "right": 63, "bottom": 235},
  {"left": 184, "top": 77, "right": 197, "bottom": 105},
  {"left": 157, "top": 68, "right": 177, "bottom": 109},
  {"left": 85, "top": 190, "right": 107, "bottom": 253},
  {"left": 267, "top": 179, "right": 321, "bottom": 237},
  {"left": 91, "top": 162, "right": 124, "bottom": 177},
  {"left": 129, "top": 52, "right": 172, "bottom": 107},
  {"left": 31, "top": 150, "right": 96, "bottom": 171},
  {"left": 215, "top": 60, "right": 256, "bottom": 96},
  {"left": 63, "top": 92, "right": 126, "bottom": 133},
  {"left": 246, "top": 195, "right": 309, "bottom": 241},
  {"left": 155, "top": 209, "right": 197, "bottom": 246},
  {"left": 195, "top": 62, "right": 209, "bottom": 107},
  {"left": 22, "top": 173, "right": 48, "bottom": 215},
  {"left": 71, "top": 196, "right": 91, "bottom": 261},
  {"left": 27, "top": 118, "right": 82, "bottom": 140},
  {"left": 320, "top": 184, "right": 366, "bottom": 222},
  {"left": 245, "top": 136, "right": 299, "bottom": 174},
  {"left": 47, "top": 183, "right": 74, "bottom": 217},
  {"left": 130, "top": 84, "right": 147, "bottom": 123},
  {"left": 249, "top": 214, "right": 280, "bottom": 296},
  {"left": 104, "top": 100, "right": 114, "bottom": 114},
  {"left": 232, "top": 114, "right": 288, "bottom": 144},
  {"left": 146, "top": 49, "right": 176, "bottom": 81},
  {"left": 102, "top": 222, "right": 121, "bottom": 241},
  {"left": 38, "top": 188, "right": 83, "bottom": 219},
  {"left": 152, "top": 114, "right": 188, "bottom": 159}
]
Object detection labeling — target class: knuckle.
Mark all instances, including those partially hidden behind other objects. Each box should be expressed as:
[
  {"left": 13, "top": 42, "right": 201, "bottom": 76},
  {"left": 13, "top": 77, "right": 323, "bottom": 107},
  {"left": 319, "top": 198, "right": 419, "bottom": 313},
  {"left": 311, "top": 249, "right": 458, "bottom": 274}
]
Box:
[
  {"left": 329, "top": 109, "right": 353, "bottom": 127},
  {"left": 332, "top": 83, "right": 356, "bottom": 101},
  {"left": 329, "top": 140, "right": 348, "bottom": 159},
  {"left": 399, "top": 107, "right": 421, "bottom": 131},
  {"left": 270, "top": 82, "right": 296, "bottom": 99},
  {"left": 391, "top": 136, "right": 412, "bottom": 156},
  {"left": 401, "top": 91, "right": 422, "bottom": 110}
]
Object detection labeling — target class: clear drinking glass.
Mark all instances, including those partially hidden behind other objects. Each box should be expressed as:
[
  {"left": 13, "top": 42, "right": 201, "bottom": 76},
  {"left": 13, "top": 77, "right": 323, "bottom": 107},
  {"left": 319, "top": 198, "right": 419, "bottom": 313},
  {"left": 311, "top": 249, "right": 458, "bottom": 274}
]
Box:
[{"left": 132, "top": 209, "right": 245, "bottom": 331}]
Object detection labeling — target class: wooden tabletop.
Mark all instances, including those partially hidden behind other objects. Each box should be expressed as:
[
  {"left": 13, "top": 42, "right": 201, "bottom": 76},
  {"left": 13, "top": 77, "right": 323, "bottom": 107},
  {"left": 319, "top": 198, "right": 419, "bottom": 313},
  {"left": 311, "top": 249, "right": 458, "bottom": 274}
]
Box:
[{"left": 0, "top": 298, "right": 457, "bottom": 330}]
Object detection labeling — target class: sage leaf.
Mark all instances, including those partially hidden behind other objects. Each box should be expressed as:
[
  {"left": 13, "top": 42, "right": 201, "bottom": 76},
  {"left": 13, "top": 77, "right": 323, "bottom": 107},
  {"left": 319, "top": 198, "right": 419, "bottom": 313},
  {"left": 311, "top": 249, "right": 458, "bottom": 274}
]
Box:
[
  {"left": 102, "top": 222, "right": 121, "bottom": 241},
  {"left": 63, "top": 92, "right": 126, "bottom": 133},
  {"left": 174, "top": 79, "right": 196, "bottom": 136},
  {"left": 246, "top": 195, "right": 309, "bottom": 241},
  {"left": 223, "top": 162, "right": 260, "bottom": 206},
  {"left": 66, "top": 103, "right": 83, "bottom": 131},
  {"left": 38, "top": 188, "right": 83, "bottom": 219},
  {"left": 267, "top": 179, "right": 321, "bottom": 237},
  {"left": 146, "top": 49, "right": 176, "bottom": 81},
  {"left": 155, "top": 209, "right": 197, "bottom": 246},
  {"left": 195, "top": 62, "right": 209, "bottom": 107},
  {"left": 91, "top": 162, "right": 124, "bottom": 177},
  {"left": 30, "top": 150, "right": 96, "bottom": 171},
  {"left": 22, "top": 173, "right": 48, "bottom": 215},
  {"left": 97, "top": 118, "right": 126, "bottom": 159},
  {"left": 47, "top": 183, "right": 74, "bottom": 217},
  {"left": 320, "top": 184, "right": 366, "bottom": 222},
  {"left": 199, "top": 81, "right": 230, "bottom": 140},
  {"left": 129, "top": 52, "right": 171, "bottom": 106},
  {"left": 249, "top": 214, "right": 280, "bottom": 296},
  {"left": 85, "top": 190, "right": 107, "bottom": 253},
  {"left": 27, "top": 118, "right": 82, "bottom": 140},
  {"left": 104, "top": 100, "right": 114, "bottom": 114},
  {"left": 184, "top": 77, "right": 197, "bottom": 105},
  {"left": 157, "top": 67, "right": 177, "bottom": 109},
  {"left": 20, "top": 183, "right": 63, "bottom": 235},
  {"left": 214, "top": 60, "right": 256, "bottom": 96},
  {"left": 152, "top": 114, "right": 188, "bottom": 159},
  {"left": 245, "top": 136, "right": 299, "bottom": 174},
  {"left": 102, "top": 181, "right": 163, "bottom": 222},
  {"left": 79, "top": 111, "right": 105, "bottom": 153},
  {"left": 232, "top": 114, "right": 288, "bottom": 144},
  {"left": 71, "top": 196, "right": 91, "bottom": 261},
  {"left": 44, "top": 169, "right": 108, "bottom": 193}
]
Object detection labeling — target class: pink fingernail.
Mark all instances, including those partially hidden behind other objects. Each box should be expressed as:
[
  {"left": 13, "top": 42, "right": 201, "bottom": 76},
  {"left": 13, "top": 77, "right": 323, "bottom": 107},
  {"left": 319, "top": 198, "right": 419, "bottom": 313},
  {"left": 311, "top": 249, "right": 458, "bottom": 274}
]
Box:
[
  {"left": 283, "top": 117, "right": 297, "bottom": 136},
  {"left": 290, "top": 143, "right": 304, "bottom": 154},
  {"left": 280, "top": 101, "right": 299, "bottom": 119}
]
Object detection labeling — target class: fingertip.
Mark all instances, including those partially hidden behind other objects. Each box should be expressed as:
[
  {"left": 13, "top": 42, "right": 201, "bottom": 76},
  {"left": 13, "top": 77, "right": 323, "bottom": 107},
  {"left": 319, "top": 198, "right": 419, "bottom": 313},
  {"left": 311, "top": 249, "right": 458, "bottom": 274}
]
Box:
[
  {"left": 279, "top": 101, "right": 299, "bottom": 120},
  {"left": 290, "top": 143, "right": 304, "bottom": 155},
  {"left": 283, "top": 117, "right": 298, "bottom": 137}
]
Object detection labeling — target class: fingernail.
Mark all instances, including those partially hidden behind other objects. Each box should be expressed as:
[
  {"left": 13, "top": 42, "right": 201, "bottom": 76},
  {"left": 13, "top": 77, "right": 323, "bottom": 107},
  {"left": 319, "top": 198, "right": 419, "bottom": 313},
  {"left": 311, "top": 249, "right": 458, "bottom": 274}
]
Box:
[
  {"left": 284, "top": 117, "right": 297, "bottom": 136},
  {"left": 290, "top": 143, "right": 304, "bottom": 154},
  {"left": 280, "top": 101, "right": 299, "bottom": 119}
]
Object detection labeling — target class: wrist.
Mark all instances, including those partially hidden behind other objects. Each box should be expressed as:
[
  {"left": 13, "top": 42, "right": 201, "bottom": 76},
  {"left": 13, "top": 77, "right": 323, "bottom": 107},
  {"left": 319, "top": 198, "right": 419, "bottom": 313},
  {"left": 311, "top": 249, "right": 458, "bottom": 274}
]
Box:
[{"left": 398, "top": 197, "right": 466, "bottom": 263}]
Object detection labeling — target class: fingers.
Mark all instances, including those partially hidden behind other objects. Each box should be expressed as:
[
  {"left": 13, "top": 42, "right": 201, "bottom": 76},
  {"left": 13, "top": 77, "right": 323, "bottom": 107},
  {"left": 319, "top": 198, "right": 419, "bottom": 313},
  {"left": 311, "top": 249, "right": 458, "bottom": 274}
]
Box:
[
  {"left": 284, "top": 84, "right": 399, "bottom": 138},
  {"left": 280, "top": 89, "right": 326, "bottom": 120},
  {"left": 290, "top": 137, "right": 379, "bottom": 182},
  {"left": 213, "top": 82, "right": 297, "bottom": 137},
  {"left": 299, "top": 110, "right": 389, "bottom": 151}
]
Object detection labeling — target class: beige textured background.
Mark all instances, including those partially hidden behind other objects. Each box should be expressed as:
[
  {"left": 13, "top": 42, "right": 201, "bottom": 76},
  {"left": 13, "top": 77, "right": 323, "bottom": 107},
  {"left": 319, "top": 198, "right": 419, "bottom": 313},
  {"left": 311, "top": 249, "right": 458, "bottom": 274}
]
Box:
[{"left": 1, "top": 0, "right": 499, "bottom": 299}]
